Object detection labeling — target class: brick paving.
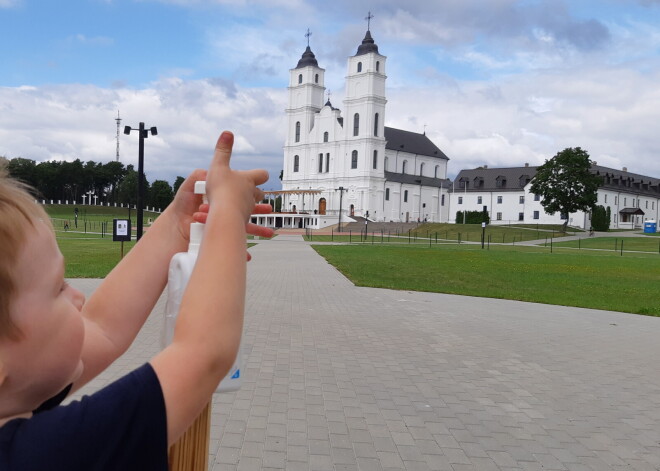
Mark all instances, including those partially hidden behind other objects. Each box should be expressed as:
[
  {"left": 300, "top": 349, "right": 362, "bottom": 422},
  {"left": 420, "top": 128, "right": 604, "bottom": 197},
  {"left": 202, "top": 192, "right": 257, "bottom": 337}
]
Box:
[{"left": 69, "top": 235, "right": 660, "bottom": 470}]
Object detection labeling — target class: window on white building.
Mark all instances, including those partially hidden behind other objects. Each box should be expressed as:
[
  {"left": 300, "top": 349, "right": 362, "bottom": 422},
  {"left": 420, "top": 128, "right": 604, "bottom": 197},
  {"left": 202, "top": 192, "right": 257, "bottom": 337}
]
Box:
[
  {"left": 357, "top": 62, "right": 362, "bottom": 73},
  {"left": 519, "top": 196, "right": 525, "bottom": 204},
  {"left": 325, "top": 153, "right": 330, "bottom": 173},
  {"left": 402, "top": 160, "right": 407, "bottom": 174},
  {"left": 560, "top": 213, "right": 568, "bottom": 220},
  {"left": 604, "top": 194, "right": 608, "bottom": 203},
  {"left": 374, "top": 113, "right": 379, "bottom": 136},
  {"left": 373, "top": 150, "right": 378, "bottom": 170},
  {"left": 323, "top": 131, "right": 328, "bottom": 142},
  {"left": 534, "top": 194, "right": 540, "bottom": 201},
  {"left": 315, "top": 74, "right": 319, "bottom": 83},
  {"left": 458, "top": 197, "right": 463, "bottom": 204},
  {"left": 441, "top": 194, "right": 445, "bottom": 206},
  {"left": 434, "top": 166, "right": 439, "bottom": 178},
  {"left": 420, "top": 163, "right": 425, "bottom": 177},
  {"left": 385, "top": 188, "right": 390, "bottom": 201},
  {"left": 353, "top": 113, "right": 359, "bottom": 136},
  {"left": 497, "top": 196, "right": 502, "bottom": 204},
  {"left": 404, "top": 190, "right": 408, "bottom": 203},
  {"left": 351, "top": 150, "right": 358, "bottom": 169},
  {"left": 318, "top": 153, "right": 323, "bottom": 173},
  {"left": 295, "top": 122, "right": 300, "bottom": 142},
  {"left": 293, "top": 155, "right": 299, "bottom": 172},
  {"left": 518, "top": 212, "right": 524, "bottom": 221},
  {"left": 497, "top": 212, "right": 502, "bottom": 221},
  {"left": 298, "top": 74, "right": 302, "bottom": 84},
  {"left": 478, "top": 196, "right": 482, "bottom": 204},
  {"left": 533, "top": 211, "right": 539, "bottom": 220}
]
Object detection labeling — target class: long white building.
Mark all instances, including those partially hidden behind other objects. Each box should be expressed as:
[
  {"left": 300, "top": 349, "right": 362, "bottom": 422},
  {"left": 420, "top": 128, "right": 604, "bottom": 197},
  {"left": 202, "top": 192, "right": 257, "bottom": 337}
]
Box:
[
  {"left": 280, "top": 28, "right": 451, "bottom": 224},
  {"left": 450, "top": 164, "right": 660, "bottom": 230}
]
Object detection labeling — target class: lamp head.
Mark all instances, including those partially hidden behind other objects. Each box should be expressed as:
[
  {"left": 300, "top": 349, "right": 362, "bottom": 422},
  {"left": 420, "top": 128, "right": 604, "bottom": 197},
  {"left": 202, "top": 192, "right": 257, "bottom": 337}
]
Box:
[
  {"left": 123, "top": 126, "right": 131, "bottom": 135},
  {"left": 150, "top": 127, "right": 158, "bottom": 136}
]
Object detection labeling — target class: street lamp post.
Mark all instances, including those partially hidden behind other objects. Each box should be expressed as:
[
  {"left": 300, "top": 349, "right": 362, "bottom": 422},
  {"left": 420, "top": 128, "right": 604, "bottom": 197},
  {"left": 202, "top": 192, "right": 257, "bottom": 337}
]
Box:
[
  {"left": 415, "top": 179, "right": 422, "bottom": 223},
  {"left": 124, "top": 122, "right": 158, "bottom": 240},
  {"left": 335, "top": 186, "right": 348, "bottom": 232}
]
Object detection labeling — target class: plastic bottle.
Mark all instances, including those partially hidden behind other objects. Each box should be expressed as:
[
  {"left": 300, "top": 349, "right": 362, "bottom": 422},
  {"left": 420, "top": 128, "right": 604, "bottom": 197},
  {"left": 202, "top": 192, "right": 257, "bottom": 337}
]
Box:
[{"left": 162, "top": 181, "right": 242, "bottom": 392}]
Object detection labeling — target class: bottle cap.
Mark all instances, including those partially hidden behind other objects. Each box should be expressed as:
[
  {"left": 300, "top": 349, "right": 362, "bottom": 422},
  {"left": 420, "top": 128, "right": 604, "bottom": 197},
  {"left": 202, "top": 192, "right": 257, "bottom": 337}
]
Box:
[{"left": 194, "top": 181, "right": 208, "bottom": 205}]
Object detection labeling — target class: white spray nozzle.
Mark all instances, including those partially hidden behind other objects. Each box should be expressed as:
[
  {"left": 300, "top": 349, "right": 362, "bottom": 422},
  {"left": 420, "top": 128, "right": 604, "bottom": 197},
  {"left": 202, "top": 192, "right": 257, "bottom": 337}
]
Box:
[{"left": 194, "top": 181, "right": 208, "bottom": 205}]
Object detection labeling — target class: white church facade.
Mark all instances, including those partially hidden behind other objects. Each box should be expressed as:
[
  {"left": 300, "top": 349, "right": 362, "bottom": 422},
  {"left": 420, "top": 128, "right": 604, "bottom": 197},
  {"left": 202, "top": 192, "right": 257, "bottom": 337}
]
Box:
[{"left": 279, "top": 29, "right": 451, "bottom": 225}]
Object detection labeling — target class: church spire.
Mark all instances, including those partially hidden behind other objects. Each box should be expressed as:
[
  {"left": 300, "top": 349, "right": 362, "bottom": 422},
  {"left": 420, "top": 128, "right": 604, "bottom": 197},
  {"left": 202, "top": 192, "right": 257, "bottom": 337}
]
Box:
[
  {"left": 296, "top": 28, "right": 319, "bottom": 68},
  {"left": 355, "top": 12, "right": 379, "bottom": 56}
]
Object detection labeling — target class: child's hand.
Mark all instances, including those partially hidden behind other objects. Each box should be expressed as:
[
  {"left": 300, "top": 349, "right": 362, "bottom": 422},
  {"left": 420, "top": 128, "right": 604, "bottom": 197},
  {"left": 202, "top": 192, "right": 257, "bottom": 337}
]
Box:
[{"left": 205, "top": 131, "right": 269, "bottom": 223}]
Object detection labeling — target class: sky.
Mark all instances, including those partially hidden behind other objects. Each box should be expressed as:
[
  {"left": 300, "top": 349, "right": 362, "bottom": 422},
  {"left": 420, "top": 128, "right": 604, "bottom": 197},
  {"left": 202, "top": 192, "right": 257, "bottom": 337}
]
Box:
[{"left": 2, "top": 0, "right": 660, "bottom": 191}]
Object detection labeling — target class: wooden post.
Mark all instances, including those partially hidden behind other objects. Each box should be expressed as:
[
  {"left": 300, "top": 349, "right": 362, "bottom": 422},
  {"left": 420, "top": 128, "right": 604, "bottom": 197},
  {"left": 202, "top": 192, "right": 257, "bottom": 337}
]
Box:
[{"left": 168, "top": 402, "right": 212, "bottom": 471}]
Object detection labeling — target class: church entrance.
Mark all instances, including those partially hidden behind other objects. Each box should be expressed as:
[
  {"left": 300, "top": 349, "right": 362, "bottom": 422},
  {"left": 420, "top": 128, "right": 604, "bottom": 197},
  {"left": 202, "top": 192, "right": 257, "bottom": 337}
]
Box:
[
  {"left": 319, "top": 198, "right": 326, "bottom": 215},
  {"left": 350, "top": 204, "right": 355, "bottom": 216}
]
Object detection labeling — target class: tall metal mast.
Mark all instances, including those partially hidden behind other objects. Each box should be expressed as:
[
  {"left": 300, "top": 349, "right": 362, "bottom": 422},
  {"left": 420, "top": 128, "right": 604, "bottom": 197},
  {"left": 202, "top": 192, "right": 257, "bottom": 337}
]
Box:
[{"left": 115, "top": 110, "right": 121, "bottom": 161}]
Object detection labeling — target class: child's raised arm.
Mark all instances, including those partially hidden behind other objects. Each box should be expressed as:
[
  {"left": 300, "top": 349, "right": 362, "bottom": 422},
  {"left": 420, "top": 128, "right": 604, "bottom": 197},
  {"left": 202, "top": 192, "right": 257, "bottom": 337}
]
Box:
[{"left": 149, "top": 131, "right": 267, "bottom": 445}]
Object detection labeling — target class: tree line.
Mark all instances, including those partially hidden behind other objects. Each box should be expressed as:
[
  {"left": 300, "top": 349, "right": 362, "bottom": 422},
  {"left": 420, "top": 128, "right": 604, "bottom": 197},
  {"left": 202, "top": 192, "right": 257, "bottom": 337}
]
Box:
[{"left": 0, "top": 156, "right": 184, "bottom": 211}]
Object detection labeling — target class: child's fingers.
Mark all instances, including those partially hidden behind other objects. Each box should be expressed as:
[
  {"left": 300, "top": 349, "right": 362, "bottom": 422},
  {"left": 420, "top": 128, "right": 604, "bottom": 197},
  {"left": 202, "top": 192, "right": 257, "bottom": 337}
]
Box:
[
  {"left": 213, "top": 131, "right": 234, "bottom": 168},
  {"left": 247, "top": 223, "right": 274, "bottom": 238},
  {"left": 253, "top": 203, "right": 272, "bottom": 214}
]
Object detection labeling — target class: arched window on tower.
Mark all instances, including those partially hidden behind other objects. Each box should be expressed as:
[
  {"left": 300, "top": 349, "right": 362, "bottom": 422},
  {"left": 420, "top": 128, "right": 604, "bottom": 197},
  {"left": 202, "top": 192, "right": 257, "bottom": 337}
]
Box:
[
  {"left": 374, "top": 113, "right": 379, "bottom": 136},
  {"left": 353, "top": 113, "right": 359, "bottom": 136},
  {"left": 385, "top": 188, "right": 390, "bottom": 201},
  {"left": 318, "top": 153, "right": 323, "bottom": 173},
  {"left": 293, "top": 155, "right": 299, "bottom": 172},
  {"left": 376, "top": 61, "right": 380, "bottom": 72},
  {"left": 434, "top": 165, "right": 439, "bottom": 178},
  {"left": 384, "top": 157, "right": 388, "bottom": 171},
  {"left": 323, "top": 131, "right": 328, "bottom": 142},
  {"left": 420, "top": 163, "right": 425, "bottom": 177},
  {"left": 357, "top": 62, "right": 362, "bottom": 73},
  {"left": 373, "top": 150, "right": 378, "bottom": 169},
  {"left": 351, "top": 150, "right": 358, "bottom": 169},
  {"left": 315, "top": 73, "right": 319, "bottom": 83},
  {"left": 298, "top": 74, "right": 302, "bottom": 84},
  {"left": 402, "top": 160, "right": 407, "bottom": 174},
  {"left": 295, "top": 122, "right": 300, "bottom": 143}
]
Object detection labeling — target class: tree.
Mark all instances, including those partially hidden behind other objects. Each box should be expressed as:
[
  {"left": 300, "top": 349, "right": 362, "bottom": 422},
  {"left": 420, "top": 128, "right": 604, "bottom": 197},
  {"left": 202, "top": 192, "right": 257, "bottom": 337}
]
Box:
[
  {"left": 591, "top": 205, "right": 609, "bottom": 232},
  {"left": 173, "top": 176, "right": 185, "bottom": 195},
  {"left": 529, "top": 147, "right": 602, "bottom": 231},
  {"left": 149, "top": 180, "right": 174, "bottom": 211}
]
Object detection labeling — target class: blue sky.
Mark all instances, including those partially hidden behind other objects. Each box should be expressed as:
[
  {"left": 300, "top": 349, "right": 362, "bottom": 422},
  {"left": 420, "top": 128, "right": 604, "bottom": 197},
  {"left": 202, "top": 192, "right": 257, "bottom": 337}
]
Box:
[{"left": 2, "top": 0, "right": 660, "bottom": 190}]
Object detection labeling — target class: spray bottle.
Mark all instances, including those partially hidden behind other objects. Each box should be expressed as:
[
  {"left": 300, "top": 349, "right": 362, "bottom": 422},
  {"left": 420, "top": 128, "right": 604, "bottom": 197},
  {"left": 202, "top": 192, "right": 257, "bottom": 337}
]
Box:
[{"left": 162, "top": 180, "right": 242, "bottom": 392}]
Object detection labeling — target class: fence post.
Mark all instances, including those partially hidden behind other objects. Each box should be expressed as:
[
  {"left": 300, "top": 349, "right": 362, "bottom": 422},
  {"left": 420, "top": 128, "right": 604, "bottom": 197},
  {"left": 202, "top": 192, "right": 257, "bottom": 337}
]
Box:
[{"left": 621, "top": 239, "right": 624, "bottom": 256}]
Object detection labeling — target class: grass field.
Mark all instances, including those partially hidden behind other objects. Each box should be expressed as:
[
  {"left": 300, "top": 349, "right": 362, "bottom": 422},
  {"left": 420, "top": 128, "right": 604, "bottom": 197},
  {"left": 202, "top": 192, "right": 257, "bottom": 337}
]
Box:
[
  {"left": 305, "top": 223, "right": 582, "bottom": 244},
  {"left": 312, "top": 244, "right": 660, "bottom": 316},
  {"left": 57, "top": 230, "right": 258, "bottom": 278},
  {"left": 44, "top": 204, "right": 162, "bottom": 233},
  {"left": 553, "top": 236, "right": 660, "bottom": 253}
]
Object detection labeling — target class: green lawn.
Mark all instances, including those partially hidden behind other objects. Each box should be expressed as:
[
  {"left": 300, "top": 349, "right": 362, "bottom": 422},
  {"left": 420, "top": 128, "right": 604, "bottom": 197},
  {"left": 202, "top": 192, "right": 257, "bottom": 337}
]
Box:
[
  {"left": 44, "top": 204, "right": 161, "bottom": 232},
  {"left": 410, "top": 223, "right": 579, "bottom": 243},
  {"left": 553, "top": 236, "right": 660, "bottom": 253},
  {"left": 57, "top": 230, "right": 258, "bottom": 278},
  {"left": 312, "top": 244, "right": 660, "bottom": 316}
]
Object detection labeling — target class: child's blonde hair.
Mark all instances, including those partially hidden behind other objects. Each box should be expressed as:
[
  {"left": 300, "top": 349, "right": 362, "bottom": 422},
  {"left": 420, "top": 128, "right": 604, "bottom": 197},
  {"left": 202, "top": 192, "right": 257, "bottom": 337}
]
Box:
[{"left": 0, "top": 169, "right": 49, "bottom": 341}]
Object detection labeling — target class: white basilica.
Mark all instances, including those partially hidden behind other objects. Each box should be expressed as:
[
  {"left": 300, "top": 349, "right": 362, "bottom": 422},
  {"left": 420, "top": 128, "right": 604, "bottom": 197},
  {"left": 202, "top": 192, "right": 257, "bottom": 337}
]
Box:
[{"left": 279, "top": 28, "right": 452, "bottom": 226}]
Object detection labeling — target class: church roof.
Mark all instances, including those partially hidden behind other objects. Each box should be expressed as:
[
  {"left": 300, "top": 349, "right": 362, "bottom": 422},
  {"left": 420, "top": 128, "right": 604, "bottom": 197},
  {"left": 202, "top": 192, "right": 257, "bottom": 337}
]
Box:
[
  {"left": 354, "top": 30, "right": 379, "bottom": 56},
  {"left": 296, "top": 46, "right": 319, "bottom": 68},
  {"left": 385, "top": 171, "right": 452, "bottom": 189},
  {"left": 384, "top": 127, "right": 449, "bottom": 160}
]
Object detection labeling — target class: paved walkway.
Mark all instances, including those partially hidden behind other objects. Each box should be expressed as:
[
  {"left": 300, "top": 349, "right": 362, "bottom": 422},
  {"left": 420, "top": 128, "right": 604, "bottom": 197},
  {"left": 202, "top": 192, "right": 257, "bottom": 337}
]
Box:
[{"left": 69, "top": 235, "right": 660, "bottom": 470}]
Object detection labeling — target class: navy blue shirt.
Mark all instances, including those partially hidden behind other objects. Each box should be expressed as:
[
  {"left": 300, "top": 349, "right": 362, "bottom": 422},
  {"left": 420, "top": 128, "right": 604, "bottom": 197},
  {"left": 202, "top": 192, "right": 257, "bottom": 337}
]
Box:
[{"left": 0, "top": 363, "right": 168, "bottom": 470}]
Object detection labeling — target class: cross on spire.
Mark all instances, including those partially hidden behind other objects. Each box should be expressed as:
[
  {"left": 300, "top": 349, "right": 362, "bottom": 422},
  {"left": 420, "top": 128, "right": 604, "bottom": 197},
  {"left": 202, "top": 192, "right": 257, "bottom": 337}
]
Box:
[
  {"left": 365, "top": 11, "right": 374, "bottom": 30},
  {"left": 326, "top": 90, "right": 332, "bottom": 101},
  {"left": 305, "top": 28, "right": 312, "bottom": 47}
]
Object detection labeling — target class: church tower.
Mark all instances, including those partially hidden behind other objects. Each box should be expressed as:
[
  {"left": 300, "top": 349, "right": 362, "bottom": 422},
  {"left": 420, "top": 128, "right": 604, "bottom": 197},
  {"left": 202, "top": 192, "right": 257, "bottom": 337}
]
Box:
[
  {"left": 341, "top": 21, "right": 387, "bottom": 216},
  {"left": 283, "top": 34, "right": 325, "bottom": 186}
]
